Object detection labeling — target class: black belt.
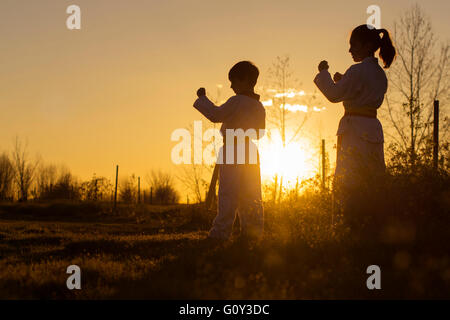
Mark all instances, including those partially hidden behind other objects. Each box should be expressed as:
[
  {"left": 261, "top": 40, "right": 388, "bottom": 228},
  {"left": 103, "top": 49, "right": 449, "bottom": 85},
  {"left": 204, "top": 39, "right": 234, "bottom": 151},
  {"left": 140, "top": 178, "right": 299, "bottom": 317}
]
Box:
[{"left": 344, "top": 111, "right": 377, "bottom": 119}]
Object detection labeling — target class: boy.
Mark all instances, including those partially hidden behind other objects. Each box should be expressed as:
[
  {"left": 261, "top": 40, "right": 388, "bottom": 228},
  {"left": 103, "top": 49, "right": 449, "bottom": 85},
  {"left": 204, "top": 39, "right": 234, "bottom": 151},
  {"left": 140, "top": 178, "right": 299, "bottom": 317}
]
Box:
[{"left": 193, "top": 61, "right": 266, "bottom": 240}]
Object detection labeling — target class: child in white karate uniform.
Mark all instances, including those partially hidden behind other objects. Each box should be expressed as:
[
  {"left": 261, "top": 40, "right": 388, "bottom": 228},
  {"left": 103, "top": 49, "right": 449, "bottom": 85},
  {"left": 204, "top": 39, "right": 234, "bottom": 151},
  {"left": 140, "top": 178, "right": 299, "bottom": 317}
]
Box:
[
  {"left": 313, "top": 25, "right": 396, "bottom": 217},
  {"left": 193, "top": 61, "right": 266, "bottom": 240}
]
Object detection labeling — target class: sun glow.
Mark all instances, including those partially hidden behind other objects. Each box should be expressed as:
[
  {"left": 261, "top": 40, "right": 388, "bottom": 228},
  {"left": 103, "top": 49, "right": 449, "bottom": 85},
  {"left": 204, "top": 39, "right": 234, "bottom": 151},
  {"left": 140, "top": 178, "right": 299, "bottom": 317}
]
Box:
[{"left": 258, "top": 130, "right": 318, "bottom": 187}]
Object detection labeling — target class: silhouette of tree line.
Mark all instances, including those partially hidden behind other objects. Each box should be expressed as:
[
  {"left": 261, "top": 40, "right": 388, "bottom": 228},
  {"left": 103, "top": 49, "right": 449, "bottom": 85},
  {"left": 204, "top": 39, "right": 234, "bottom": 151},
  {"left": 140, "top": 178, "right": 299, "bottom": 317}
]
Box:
[{"left": 0, "top": 137, "right": 179, "bottom": 205}]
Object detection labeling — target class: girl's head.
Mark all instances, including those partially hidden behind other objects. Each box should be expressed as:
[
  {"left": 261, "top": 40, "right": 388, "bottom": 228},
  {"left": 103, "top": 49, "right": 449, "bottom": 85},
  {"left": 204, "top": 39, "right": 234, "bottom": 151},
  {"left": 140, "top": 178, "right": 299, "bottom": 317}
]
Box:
[{"left": 349, "top": 24, "right": 396, "bottom": 68}]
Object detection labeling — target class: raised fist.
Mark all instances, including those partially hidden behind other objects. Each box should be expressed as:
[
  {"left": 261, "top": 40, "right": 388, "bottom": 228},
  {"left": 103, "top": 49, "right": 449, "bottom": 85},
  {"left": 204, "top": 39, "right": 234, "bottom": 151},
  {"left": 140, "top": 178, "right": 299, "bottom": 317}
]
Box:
[
  {"left": 318, "top": 60, "right": 329, "bottom": 72},
  {"left": 197, "top": 87, "right": 206, "bottom": 97},
  {"left": 333, "top": 72, "right": 343, "bottom": 82}
]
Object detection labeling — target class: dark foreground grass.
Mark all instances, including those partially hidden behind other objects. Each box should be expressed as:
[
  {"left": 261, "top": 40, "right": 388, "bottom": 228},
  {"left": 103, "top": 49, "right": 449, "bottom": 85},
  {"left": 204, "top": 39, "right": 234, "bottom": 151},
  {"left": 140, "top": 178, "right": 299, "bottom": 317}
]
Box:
[{"left": 0, "top": 173, "right": 449, "bottom": 300}]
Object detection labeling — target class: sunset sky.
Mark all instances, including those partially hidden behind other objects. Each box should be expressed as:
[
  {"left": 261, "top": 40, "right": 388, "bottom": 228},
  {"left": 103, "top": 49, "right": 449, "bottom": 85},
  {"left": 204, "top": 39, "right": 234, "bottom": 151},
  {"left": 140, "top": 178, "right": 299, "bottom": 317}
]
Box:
[{"left": 1, "top": 0, "right": 449, "bottom": 191}]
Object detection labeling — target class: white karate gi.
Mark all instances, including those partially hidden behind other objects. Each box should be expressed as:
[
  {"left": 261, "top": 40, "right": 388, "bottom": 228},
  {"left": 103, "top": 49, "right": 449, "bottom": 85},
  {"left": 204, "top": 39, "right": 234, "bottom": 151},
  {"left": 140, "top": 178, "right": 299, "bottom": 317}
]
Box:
[
  {"left": 193, "top": 94, "right": 265, "bottom": 239},
  {"left": 314, "top": 57, "right": 387, "bottom": 192}
]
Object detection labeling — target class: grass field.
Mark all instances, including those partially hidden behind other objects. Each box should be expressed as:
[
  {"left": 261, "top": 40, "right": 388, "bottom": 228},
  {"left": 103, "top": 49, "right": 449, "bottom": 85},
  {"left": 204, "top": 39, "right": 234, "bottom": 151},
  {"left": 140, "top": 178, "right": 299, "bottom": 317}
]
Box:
[{"left": 1, "top": 174, "right": 449, "bottom": 300}]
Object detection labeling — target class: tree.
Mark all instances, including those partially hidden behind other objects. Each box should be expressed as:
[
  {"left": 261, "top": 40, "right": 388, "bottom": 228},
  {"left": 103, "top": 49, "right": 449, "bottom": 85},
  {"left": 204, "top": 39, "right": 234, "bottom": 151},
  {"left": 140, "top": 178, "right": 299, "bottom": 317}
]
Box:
[
  {"left": 178, "top": 87, "right": 222, "bottom": 203},
  {"left": 177, "top": 120, "right": 215, "bottom": 204},
  {"left": 262, "top": 55, "right": 319, "bottom": 201},
  {"left": 383, "top": 4, "right": 449, "bottom": 167},
  {"left": 79, "top": 174, "right": 113, "bottom": 202},
  {"left": 0, "top": 153, "right": 14, "bottom": 201},
  {"left": 11, "top": 136, "right": 40, "bottom": 201},
  {"left": 35, "top": 163, "right": 58, "bottom": 199},
  {"left": 178, "top": 163, "right": 209, "bottom": 203},
  {"left": 119, "top": 174, "right": 138, "bottom": 204},
  {"left": 35, "top": 163, "right": 80, "bottom": 200},
  {"left": 146, "top": 170, "right": 179, "bottom": 205}
]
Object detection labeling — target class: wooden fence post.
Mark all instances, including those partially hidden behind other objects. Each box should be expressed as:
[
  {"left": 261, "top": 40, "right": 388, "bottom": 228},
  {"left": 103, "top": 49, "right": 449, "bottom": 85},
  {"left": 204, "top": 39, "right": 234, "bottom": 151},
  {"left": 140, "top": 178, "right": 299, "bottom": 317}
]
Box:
[
  {"left": 113, "top": 165, "right": 118, "bottom": 211},
  {"left": 138, "top": 176, "right": 140, "bottom": 204},
  {"left": 433, "top": 100, "right": 439, "bottom": 170}
]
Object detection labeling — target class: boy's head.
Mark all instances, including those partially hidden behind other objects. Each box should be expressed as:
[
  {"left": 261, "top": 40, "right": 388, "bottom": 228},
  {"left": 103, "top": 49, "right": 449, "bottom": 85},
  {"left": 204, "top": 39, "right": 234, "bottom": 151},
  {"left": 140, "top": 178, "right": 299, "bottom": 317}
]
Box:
[{"left": 228, "top": 61, "right": 259, "bottom": 94}]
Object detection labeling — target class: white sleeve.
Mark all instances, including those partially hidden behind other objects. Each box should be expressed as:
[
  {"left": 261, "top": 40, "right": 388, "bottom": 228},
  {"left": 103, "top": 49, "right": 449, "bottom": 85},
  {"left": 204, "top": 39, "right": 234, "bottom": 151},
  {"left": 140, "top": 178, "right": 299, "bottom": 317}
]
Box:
[
  {"left": 313, "top": 65, "right": 361, "bottom": 103},
  {"left": 193, "top": 96, "right": 238, "bottom": 123}
]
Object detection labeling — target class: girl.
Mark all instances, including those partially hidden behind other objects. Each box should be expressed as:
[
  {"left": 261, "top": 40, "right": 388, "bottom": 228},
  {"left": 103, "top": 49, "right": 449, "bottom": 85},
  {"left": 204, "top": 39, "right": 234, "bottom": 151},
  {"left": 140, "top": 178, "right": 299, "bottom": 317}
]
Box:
[{"left": 313, "top": 25, "right": 396, "bottom": 216}]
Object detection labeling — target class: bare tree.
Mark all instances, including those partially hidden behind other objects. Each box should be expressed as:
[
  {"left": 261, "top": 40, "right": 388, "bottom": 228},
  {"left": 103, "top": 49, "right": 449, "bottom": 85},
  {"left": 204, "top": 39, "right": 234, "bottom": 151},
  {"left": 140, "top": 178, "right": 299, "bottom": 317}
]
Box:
[
  {"left": 119, "top": 174, "right": 138, "bottom": 204},
  {"left": 79, "top": 174, "right": 113, "bottom": 202},
  {"left": 178, "top": 87, "right": 222, "bottom": 203},
  {"left": 262, "top": 55, "right": 319, "bottom": 200},
  {"left": 146, "top": 170, "right": 179, "bottom": 205},
  {"left": 264, "top": 55, "right": 319, "bottom": 146},
  {"left": 35, "top": 163, "right": 58, "bottom": 199},
  {"left": 383, "top": 4, "right": 449, "bottom": 166},
  {"left": 178, "top": 163, "right": 209, "bottom": 203},
  {"left": 177, "top": 120, "right": 215, "bottom": 204},
  {"left": 33, "top": 163, "right": 80, "bottom": 201},
  {"left": 11, "top": 136, "right": 40, "bottom": 201},
  {"left": 49, "top": 165, "right": 80, "bottom": 200},
  {"left": 0, "top": 152, "right": 14, "bottom": 201}
]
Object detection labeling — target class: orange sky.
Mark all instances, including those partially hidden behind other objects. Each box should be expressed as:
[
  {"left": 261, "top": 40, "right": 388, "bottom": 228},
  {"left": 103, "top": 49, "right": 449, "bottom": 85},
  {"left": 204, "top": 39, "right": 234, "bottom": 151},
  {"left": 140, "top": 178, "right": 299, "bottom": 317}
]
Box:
[{"left": 1, "top": 0, "right": 449, "bottom": 190}]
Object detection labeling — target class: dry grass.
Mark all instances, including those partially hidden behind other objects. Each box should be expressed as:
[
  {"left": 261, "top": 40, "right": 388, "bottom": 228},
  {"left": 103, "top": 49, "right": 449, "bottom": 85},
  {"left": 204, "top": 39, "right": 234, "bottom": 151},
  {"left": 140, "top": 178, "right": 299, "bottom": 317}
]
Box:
[{"left": 1, "top": 168, "right": 449, "bottom": 300}]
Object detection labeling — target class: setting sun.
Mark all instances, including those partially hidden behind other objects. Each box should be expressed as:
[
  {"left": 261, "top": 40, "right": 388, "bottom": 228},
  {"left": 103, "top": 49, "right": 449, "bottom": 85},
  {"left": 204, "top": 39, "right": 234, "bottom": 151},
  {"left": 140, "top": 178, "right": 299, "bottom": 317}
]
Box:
[{"left": 259, "top": 130, "right": 318, "bottom": 187}]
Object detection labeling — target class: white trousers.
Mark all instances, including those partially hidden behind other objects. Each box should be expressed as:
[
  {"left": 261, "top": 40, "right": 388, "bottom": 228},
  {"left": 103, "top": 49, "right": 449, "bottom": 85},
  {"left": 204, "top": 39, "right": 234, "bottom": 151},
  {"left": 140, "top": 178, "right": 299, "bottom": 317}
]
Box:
[
  {"left": 333, "top": 116, "right": 386, "bottom": 220},
  {"left": 334, "top": 115, "right": 386, "bottom": 189},
  {"left": 208, "top": 163, "right": 264, "bottom": 239}
]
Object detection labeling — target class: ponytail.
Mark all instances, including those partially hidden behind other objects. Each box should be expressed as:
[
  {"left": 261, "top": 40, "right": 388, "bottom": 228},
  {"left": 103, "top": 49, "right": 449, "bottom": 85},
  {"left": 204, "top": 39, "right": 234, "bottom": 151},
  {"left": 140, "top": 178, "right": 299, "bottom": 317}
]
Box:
[
  {"left": 377, "top": 28, "right": 396, "bottom": 68},
  {"left": 350, "top": 25, "right": 397, "bottom": 68}
]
